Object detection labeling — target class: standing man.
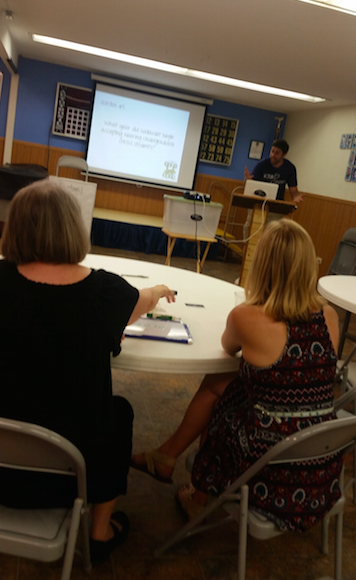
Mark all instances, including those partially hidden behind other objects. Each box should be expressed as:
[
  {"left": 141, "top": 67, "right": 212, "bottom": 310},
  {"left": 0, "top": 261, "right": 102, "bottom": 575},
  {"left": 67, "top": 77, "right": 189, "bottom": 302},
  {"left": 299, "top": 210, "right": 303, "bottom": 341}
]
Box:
[
  {"left": 244, "top": 139, "right": 303, "bottom": 202},
  {"left": 242, "top": 139, "right": 303, "bottom": 240}
]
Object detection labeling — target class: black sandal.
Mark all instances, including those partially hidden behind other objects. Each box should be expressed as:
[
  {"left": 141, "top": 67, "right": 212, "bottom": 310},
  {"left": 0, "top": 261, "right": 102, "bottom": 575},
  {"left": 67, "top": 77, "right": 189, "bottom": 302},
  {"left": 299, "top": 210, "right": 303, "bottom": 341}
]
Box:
[{"left": 89, "top": 511, "right": 129, "bottom": 564}]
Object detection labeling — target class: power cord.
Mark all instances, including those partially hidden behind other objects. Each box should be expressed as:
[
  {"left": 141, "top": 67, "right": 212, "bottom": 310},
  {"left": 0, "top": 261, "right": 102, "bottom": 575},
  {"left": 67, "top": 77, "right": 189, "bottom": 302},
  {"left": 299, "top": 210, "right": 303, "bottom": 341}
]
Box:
[
  {"left": 191, "top": 188, "right": 268, "bottom": 245},
  {"left": 230, "top": 198, "right": 269, "bottom": 244}
]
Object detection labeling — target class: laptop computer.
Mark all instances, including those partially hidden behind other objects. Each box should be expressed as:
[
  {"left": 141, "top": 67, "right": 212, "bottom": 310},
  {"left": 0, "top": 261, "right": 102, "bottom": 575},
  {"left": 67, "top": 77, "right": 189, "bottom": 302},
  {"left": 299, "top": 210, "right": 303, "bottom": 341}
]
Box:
[{"left": 243, "top": 179, "right": 279, "bottom": 200}]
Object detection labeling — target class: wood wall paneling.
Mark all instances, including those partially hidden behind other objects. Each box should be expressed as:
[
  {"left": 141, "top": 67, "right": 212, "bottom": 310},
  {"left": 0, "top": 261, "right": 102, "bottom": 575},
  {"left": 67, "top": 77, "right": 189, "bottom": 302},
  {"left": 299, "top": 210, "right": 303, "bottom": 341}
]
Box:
[
  {"left": 0, "top": 138, "right": 4, "bottom": 165},
  {"left": 6, "top": 140, "right": 356, "bottom": 277},
  {"left": 285, "top": 190, "right": 356, "bottom": 276}
]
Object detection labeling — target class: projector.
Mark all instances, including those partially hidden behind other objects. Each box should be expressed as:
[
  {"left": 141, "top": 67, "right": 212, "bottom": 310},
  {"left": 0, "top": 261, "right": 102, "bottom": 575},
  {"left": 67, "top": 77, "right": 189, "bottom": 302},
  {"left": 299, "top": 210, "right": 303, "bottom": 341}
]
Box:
[{"left": 183, "top": 191, "right": 211, "bottom": 202}]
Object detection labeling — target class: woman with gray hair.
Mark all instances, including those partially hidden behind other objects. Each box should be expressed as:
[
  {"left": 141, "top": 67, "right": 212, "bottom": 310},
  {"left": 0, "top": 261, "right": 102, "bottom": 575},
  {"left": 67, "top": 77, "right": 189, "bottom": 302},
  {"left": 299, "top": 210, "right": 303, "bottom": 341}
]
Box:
[{"left": 0, "top": 179, "right": 175, "bottom": 563}]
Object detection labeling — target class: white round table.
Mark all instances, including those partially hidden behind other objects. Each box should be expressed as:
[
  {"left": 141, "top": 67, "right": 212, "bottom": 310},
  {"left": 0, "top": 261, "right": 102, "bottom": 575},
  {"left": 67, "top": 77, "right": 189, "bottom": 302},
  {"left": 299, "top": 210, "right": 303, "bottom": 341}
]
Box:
[
  {"left": 82, "top": 254, "right": 245, "bottom": 374},
  {"left": 317, "top": 275, "right": 356, "bottom": 314}
]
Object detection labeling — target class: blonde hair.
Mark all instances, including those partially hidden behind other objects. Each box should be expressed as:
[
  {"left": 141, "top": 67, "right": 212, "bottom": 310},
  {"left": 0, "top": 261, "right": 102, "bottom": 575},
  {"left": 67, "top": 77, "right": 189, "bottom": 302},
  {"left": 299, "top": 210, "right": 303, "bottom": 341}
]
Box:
[
  {"left": 1, "top": 179, "right": 90, "bottom": 265},
  {"left": 244, "top": 219, "right": 324, "bottom": 321}
]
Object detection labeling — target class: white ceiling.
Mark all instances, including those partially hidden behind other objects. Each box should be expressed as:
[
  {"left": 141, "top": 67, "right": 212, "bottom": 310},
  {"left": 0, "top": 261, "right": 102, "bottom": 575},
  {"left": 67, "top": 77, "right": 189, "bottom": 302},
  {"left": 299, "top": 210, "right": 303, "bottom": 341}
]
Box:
[{"left": 1, "top": 0, "right": 356, "bottom": 113}]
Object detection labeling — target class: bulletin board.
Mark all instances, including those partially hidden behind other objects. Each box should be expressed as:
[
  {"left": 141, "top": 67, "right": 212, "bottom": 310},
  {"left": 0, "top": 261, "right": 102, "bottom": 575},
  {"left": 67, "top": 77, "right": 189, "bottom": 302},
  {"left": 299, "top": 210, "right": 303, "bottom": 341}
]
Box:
[{"left": 199, "top": 114, "right": 239, "bottom": 166}]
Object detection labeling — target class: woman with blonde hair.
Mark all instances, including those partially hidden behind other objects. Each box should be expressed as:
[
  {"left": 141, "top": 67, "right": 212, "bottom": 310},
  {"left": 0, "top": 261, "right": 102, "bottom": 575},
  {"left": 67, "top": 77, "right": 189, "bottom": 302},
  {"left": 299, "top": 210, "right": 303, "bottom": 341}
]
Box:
[
  {"left": 0, "top": 179, "right": 175, "bottom": 563},
  {"left": 132, "top": 219, "right": 342, "bottom": 531}
]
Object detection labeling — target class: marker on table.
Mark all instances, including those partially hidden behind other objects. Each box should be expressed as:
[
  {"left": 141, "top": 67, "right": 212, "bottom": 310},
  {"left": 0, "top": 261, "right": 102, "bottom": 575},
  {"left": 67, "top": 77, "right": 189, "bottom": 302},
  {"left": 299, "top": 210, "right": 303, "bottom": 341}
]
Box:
[
  {"left": 146, "top": 313, "right": 181, "bottom": 321},
  {"left": 121, "top": 274, "right": 149, "bottom": 278}
]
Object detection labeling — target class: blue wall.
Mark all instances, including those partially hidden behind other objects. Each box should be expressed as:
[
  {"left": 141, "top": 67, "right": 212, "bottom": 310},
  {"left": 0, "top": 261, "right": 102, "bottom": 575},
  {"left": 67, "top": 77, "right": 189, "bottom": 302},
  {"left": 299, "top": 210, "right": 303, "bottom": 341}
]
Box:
[
  {"left": 203, "top": 99, "right": 285, "bottom": 180},
  {"left": 14, "top": 56, "right": 93, "bottom": 152},
  {"left": 0, "top": 56, "right": 286, "bottom": 180}
]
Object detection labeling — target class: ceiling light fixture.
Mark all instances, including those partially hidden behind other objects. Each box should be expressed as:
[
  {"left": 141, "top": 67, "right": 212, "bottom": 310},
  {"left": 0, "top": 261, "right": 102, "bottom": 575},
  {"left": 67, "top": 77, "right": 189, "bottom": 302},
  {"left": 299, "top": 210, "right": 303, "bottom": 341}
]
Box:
[
  {"left": 32, "top": 35, "right": 188, "bottom": 75},
  {"left": 32, "top": 34, "right": 326, "bottom": 104},
  {"left": 296, "top": 0, "right": 356, "bottom": 16}
]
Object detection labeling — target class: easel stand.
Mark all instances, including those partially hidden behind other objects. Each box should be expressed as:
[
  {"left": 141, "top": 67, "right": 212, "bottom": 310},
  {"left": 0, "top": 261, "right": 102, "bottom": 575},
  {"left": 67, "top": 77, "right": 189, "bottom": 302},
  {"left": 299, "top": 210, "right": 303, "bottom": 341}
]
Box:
[
  {"left": 232, "top": 195, "right": 296, "bottom": 287},
  {"left": 162, "top": 229, "right": 217, "bottom": 273}
]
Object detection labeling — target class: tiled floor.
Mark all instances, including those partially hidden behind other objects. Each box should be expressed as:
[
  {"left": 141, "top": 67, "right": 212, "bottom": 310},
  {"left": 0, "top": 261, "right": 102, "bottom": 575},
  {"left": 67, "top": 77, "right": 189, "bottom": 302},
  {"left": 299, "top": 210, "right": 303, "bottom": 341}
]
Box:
[{"left": 2, "top": 245, "right": 356, "bottom": 580}]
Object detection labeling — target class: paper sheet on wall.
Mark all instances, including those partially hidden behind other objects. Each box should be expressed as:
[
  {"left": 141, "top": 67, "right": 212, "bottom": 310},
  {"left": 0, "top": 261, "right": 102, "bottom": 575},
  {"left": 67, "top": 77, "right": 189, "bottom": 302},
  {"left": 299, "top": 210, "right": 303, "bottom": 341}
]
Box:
[{"left": 49, "top": 175, "right": 97, "bottom": 236}]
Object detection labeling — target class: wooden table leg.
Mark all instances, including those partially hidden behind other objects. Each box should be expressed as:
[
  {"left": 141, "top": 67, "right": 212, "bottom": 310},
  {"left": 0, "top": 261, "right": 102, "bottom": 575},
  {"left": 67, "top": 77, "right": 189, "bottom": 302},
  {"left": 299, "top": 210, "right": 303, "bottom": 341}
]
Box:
[
  {"left": 165, "top": 236, "right": 176, "bottom": 266},
  {"left": 200, "top": 242, "right": 211, "bottom": 272},
  {"left": 196, "top": 240, "right": 201, "bottom": 273},
  {"left": 162, "top": 229, "right": 216, "bottom": 272}
]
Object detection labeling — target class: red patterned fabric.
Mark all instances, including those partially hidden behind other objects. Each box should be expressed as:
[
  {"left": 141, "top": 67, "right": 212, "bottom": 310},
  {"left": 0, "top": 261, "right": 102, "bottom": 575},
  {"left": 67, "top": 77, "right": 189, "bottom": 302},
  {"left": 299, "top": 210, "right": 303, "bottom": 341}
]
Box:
[{"left": 192, "top": 311, "right": 343, "bottom": 532}]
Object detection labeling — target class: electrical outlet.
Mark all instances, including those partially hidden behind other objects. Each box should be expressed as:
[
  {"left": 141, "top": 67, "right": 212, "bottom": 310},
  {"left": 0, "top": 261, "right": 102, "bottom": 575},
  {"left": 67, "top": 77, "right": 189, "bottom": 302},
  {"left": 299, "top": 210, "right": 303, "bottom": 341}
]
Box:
[{"left": 316, "top": 257, "right": 322, "bottom": 265}]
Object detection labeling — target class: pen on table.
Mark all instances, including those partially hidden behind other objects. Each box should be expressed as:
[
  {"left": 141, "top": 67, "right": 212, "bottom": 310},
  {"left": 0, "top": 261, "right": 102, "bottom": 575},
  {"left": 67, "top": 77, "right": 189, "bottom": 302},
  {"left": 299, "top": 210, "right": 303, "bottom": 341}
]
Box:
[
  {"left": 121, "top": 274, "right": 149, "bottom": 278},
  {"left": 146, "top": 313, "right": 181, "bottom": 321}
]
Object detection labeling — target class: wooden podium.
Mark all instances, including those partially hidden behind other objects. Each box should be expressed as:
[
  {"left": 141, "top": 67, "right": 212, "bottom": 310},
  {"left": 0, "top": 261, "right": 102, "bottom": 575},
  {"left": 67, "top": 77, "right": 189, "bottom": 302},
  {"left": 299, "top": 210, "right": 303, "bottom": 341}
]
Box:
[{"left": 232, "top": 194, "right": 297, "bottom": 287}]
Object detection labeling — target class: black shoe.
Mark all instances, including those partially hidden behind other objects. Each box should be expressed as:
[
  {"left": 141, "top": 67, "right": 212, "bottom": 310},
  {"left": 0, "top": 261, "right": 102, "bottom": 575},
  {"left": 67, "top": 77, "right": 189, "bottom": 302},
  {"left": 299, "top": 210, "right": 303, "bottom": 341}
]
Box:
[{"left": 89, "top": 511, "right": 129, "bottom": 564}]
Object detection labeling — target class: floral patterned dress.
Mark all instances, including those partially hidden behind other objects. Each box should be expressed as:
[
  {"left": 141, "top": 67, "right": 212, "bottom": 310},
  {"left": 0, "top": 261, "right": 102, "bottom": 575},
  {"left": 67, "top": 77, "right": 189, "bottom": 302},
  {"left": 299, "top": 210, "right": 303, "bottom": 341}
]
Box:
[{"left": 191, "top": 311, "right": 343, "bottom": 532}]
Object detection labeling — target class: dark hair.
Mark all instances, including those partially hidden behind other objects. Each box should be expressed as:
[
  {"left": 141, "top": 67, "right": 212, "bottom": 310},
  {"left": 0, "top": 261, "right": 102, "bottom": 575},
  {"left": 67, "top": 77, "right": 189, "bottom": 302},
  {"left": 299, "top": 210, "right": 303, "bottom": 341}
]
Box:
[
  {"left": 272, "top": 139, "right": 289, "bottom": 155},
  {"left": 1, "top": 179, "right": 90, "bottom": 265}
]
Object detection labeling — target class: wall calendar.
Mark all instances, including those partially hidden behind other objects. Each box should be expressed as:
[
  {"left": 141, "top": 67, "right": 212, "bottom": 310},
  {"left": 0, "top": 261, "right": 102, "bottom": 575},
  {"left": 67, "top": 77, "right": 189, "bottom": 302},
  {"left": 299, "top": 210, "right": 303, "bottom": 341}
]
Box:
[{"left": 199, "top": 114, "right": 239, "bottom": 166}]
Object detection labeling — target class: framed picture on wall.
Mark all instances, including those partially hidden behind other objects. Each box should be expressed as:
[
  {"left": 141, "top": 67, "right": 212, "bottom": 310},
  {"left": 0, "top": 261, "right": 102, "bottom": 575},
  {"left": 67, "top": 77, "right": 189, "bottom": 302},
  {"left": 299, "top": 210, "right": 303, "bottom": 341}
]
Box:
[
  {"left": 352, "top": 167, "right": 356, "bottom": 183},
  {"left": 352, "top": 134, "right": 356, "bottom": 149},
  {"left": 349, "top": 151, "right": 356, "bottom": 166},
  {"left": 248, "top": 140, "right": 264, "bottom": 160},
  {"left": 52, "top": 83, "right": 92, "bottom": 140},
  {"left": 345, "top": 166, "right": 352, "bottom": 181}
]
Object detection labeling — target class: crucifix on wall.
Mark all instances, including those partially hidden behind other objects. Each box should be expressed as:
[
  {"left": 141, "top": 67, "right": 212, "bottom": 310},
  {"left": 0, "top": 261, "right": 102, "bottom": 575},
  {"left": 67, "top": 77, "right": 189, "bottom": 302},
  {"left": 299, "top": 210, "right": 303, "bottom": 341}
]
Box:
[{"left": 274, "top": 117, "right": 284, "bottom": 140}]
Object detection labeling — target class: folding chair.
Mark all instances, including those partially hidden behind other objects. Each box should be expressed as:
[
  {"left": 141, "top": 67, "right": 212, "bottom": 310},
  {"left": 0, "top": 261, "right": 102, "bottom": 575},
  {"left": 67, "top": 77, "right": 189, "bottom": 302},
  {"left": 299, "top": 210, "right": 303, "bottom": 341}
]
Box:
[
  {"left": 155, "top": 416, "right": 356, "bottom": 580},
  {"left": 0, "top": 417, "right": 91, "bottom": 580},
  {"left": 333, "top": 373, "right": 356, "bottom": 503},
  {"left": 327, "top": 227, "right": 356, "bottom": 358},
  {"left": 56, "top": 155, "right": 89, "bottom": 182}
]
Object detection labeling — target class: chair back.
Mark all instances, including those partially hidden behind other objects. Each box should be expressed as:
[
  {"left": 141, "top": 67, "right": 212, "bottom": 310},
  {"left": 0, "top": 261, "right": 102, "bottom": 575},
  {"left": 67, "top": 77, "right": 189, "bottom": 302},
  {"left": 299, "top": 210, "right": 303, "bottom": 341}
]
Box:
[
  {"left": 0, "top": 417, "right": 87, "bottom": 503},
  {"left": 340, "top": 228, "right": 356, "bottom": 245},
  {"left": 328, "top": 227, "right": 356, "bottom": 275},
  {"left": 55, "top": 156, "right": 89, "bottom": 181},
  {"left": 334, "top": 383, "right": 356, "bottom": 412},
  {"left": 156, "top": 415, "right": 356, "bottom": 578},
  {"left": 222, "top": 416, "right": 356, "bottom": 496}
]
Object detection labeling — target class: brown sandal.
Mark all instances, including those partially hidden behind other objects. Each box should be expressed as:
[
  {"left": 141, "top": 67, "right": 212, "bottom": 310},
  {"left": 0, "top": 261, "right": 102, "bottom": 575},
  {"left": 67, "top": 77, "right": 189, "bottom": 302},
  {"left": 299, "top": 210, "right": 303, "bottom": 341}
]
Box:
[{"left": 130, "top": 449, "right": 176, "bottom": 484}]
